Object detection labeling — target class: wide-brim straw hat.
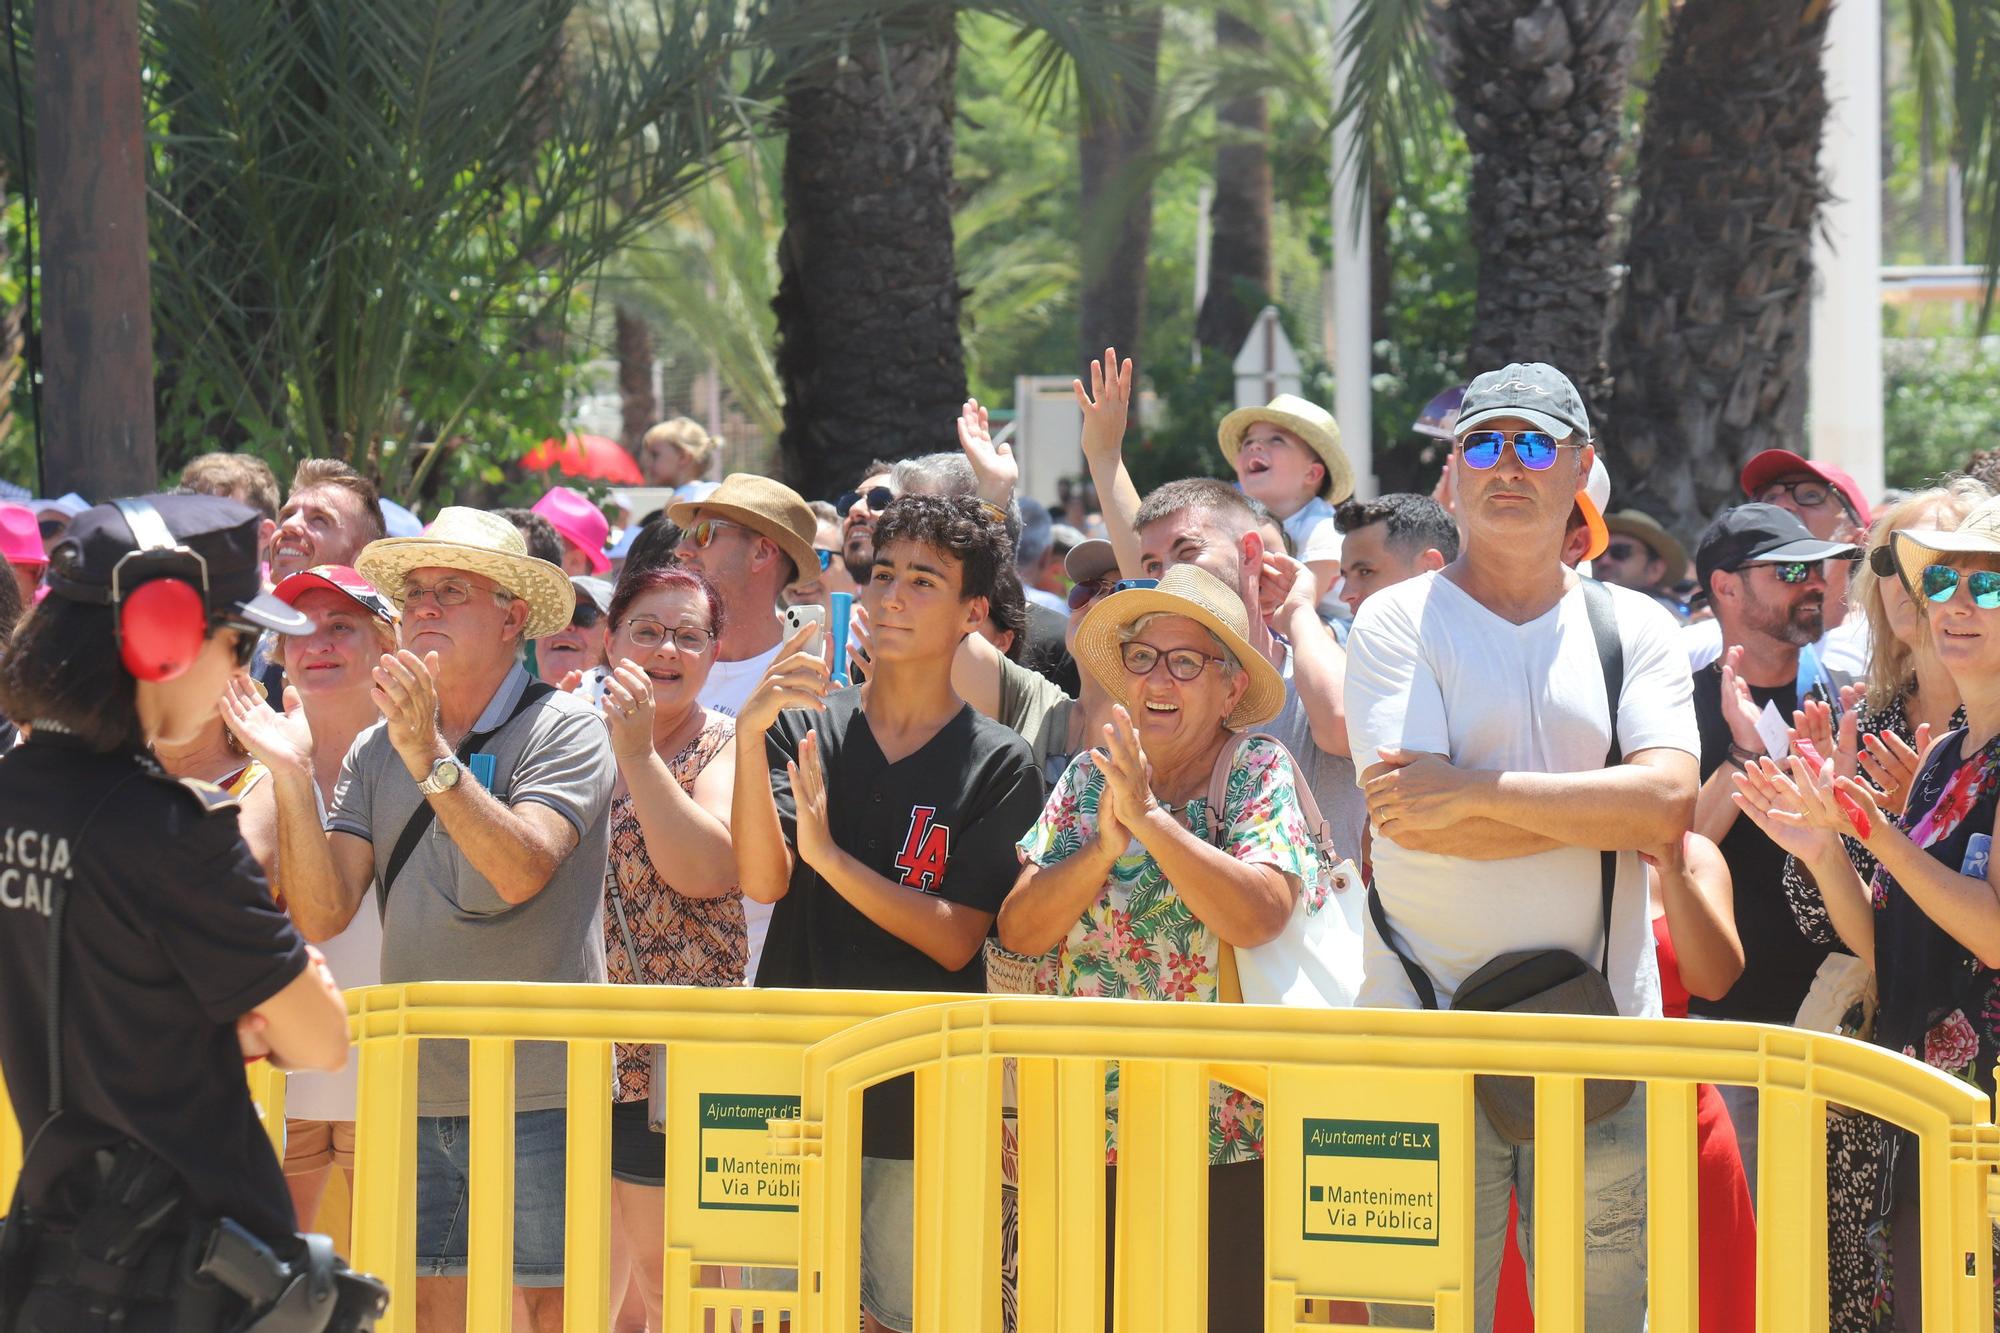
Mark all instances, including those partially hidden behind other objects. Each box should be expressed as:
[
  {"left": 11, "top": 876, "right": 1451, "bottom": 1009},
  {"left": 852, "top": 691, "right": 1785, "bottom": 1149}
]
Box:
[
  {"left": 1604, "top": 508, "right": 1689, "bottom": 580},
  {"left": 1217, "top": 394, "right": 1353, "bottom": 504},
  {"left": 1073, "top": 564, "right": 1286, "bottom": 732},
  {"left": 356, "top": 506, "right": 576, "bottom": 640},
  {"left": 668, "top": 472, "right": 820, "bottom": 587},
  {"left": 1891, "top": 494, "right": 2000, "bottom": 602}
]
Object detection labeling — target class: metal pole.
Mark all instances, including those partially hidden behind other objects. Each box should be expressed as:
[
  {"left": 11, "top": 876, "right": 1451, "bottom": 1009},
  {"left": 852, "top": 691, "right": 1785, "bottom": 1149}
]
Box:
[
  {"left": 1329, "top": 0, "right": 1375, "bottom": 500},
  {"left": 35, "top": 0, "right": 157, "bottom": 497},
  {"left": 1807, "top": 0, "right": 1883, "bottom": 499}
]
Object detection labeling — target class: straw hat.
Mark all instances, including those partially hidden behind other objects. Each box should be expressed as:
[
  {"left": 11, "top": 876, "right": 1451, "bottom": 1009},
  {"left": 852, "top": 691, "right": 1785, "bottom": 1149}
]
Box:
[
  {"left": 668, "top": 473, "right": 819, "bottom": 587},
  {"left": 356, "top": 506, "right": 576, "bottom": 640},
  {"left": 1217, "top": 394, "right": 1353, "bottom": 504},
  {"left": 1890, "top": 494, "right": 2000, "bottom": 602},
  {"left": 1073, "top": 564, "right": 1285, "bottom": 732}
]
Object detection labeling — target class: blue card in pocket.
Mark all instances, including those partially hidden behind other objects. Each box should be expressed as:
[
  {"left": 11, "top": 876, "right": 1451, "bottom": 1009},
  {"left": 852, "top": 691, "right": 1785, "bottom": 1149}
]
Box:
[
  {"left": 467, "top": 752, "right": 497, "bottom": 792},
  {"left": 1963, "top": 833, "right": 1992, "bottom": 879}
]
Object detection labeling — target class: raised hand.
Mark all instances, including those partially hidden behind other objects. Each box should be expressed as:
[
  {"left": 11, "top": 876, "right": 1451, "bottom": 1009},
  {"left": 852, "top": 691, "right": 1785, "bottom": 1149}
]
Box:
[
  {"left": 1261, "top": 550, "right": 1311, "bottom": 625},
  {"left": 1089, "top": 705, "right": 1156, "bottom": 845},
  {"left": 1729, "top": 758, "right": 1839, "bottom": 863},
  {"left": 1072, "top": 347, "right": 1133, "bottom": 463},
  {"left": 221, "top": 675, "right": 312, "bottom": 776},
  {"left": 737, "top": 620, "right": 833, "bottom": 737},
  {"left": 372, "top": 649, "right": 447, "bottom": 779},
  {"left": 1718, "top": 645, "right": 1767, "bottom": 756},
  {"left": 1857, "top": 723, "right": 1935, "bottom": 816},
  {"left": 1789, "top": 685, "right": 1863, "bottom": 781},
  {"left": 956, "top": 398, "right": 1018, "bottom": 506},
  {"left": 787, "top": 729, "right": 838, "bottom": 872},
  {"left": 602, "top": 659, "right": 658, "bottom": 761}
]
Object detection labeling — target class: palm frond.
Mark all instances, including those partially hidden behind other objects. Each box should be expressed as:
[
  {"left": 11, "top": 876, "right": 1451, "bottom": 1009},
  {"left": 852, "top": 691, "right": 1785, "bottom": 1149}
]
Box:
[{"left": 1326, "top": 0, "right": 1444, "bottom": 226}]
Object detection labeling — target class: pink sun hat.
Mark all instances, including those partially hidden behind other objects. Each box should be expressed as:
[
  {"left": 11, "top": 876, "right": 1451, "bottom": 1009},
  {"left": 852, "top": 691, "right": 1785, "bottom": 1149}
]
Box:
[
  {"left": 0, "top": 503, "right": 46, "bottom": 570},
  {"left": 530, "top": 486, "right": 611, "bottom": 574}
]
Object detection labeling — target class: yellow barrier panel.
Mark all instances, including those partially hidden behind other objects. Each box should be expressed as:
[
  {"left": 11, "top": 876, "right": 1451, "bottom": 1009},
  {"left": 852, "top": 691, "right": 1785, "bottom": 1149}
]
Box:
[{"left": 6, "top": 984, "right": 2000, "bottom": 1333}]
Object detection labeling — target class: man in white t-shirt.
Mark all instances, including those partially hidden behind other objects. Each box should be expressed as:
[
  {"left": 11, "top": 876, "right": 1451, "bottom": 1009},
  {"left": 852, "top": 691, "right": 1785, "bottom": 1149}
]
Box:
[
  {"left": 669, "top": 473, "right": 822, "bottom": 982},
  {"left": 1345, "top": 362, "right": 1699, "bottom": 1332}
]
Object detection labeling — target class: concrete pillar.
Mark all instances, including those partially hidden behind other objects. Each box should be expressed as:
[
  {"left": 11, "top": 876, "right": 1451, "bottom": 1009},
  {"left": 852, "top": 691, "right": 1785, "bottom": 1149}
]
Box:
[{"left": 1808, "top": 0, "right": 1884, "bottom": 500}]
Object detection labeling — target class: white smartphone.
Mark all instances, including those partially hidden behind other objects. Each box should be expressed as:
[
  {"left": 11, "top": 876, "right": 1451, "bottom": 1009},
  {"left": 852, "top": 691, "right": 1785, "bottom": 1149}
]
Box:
[{"left": 784, "top": 602, "right": 827, "bottom": 637}]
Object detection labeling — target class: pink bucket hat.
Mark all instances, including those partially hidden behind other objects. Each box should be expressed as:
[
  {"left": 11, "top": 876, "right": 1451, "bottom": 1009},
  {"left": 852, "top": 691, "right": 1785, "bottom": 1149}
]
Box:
[
  {"left": 530, "top": 486, "right": 610, "bottom": 574},
  {"left": 0, "top": 504, "right": 46, "bottom": 569}
]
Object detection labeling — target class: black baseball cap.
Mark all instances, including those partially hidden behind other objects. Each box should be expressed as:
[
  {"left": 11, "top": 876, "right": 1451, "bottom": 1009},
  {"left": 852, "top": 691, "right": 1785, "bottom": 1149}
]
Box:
[
  {"left": 45, "top": 493, "right": 312, "bottom": 634},
  {"left": 1694, "top": 502, "right": 1861, "bottom": 594},
  {"left": 1455, "top": 362, "right": 1592, "bottom": 441}
]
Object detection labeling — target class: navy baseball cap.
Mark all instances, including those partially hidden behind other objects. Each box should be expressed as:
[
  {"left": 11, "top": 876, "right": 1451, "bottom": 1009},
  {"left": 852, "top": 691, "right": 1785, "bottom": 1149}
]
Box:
[{"left": 46, "top": 493, "right": 311, "bottom": 634}]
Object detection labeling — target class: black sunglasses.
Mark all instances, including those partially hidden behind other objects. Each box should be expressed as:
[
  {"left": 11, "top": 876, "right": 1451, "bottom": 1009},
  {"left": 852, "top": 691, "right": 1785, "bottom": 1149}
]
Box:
[
  {"left": 835, "top": 485, "right": 895, "bottom": 516},
  {"left": 1868, "top": 544, "right": 1897, "bottom": 578}
]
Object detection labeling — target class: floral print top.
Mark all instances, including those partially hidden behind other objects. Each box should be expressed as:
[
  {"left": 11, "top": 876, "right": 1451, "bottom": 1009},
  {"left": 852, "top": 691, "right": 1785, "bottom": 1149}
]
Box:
[
  {"left": 1016, "top": 735, "right": 1319, "bottom": 1166},
  {"left": 1871, "top": 726, "right": 2000, "bottom": 1095},
  {"left": 604, "top": 714, "right": 742, "bottom": 1102}
]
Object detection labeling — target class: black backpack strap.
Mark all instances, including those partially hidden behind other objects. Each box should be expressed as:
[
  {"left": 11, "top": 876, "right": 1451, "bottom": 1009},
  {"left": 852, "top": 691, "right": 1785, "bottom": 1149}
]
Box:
[
  {"left": 1582, "top": 578, "right": 1625, "bottom": 973},
  {"left": 1366, "top": 885, "right": 1441, "bottom": 1010},
  {"left": 380, "top": 680, "right": 556, "bottom": 901}
]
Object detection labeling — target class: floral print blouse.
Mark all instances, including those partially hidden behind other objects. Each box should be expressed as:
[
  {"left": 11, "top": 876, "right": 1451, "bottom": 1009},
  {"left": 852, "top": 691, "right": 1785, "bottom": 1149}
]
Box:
[
  {"left": 1871, "top": 726, "right": 2000, "bottom": 1096},
  {"left": 1016, "top": 735, "right": 1319, "bottom": 1166}
]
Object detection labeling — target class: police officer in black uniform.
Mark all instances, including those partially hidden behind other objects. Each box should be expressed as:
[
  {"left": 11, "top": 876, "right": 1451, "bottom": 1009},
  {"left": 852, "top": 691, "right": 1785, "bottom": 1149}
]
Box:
[{"left": 0, "top": 495, "right": 374, "bottom": 1331}]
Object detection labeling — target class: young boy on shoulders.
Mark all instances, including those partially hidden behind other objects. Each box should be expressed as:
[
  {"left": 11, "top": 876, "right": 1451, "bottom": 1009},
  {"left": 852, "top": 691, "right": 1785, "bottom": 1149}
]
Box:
[
  {"left": 1219, "top": 394, "right": 1354, "bottom": 616},
  {"left": 732, "top": 493, "right": 1045, "bottom": 1333}
]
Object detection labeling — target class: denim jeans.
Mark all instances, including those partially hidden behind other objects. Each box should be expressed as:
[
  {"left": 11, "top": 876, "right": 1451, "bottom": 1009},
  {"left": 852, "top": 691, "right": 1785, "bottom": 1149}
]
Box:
[{"left": 1371, "top": 1095, "right": 1649, "bottom": 1331}]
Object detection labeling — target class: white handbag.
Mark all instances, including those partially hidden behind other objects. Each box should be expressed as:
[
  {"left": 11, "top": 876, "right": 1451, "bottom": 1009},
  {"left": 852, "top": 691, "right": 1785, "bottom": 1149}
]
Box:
[{"left": 1201, "top": 732, "right": 1365, "bottom": 1007}]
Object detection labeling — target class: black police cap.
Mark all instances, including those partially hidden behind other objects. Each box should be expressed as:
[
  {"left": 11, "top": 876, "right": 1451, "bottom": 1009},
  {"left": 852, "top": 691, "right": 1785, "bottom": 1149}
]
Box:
[{"left": 45, "top": 493, "right": 311, "bottom": 634}]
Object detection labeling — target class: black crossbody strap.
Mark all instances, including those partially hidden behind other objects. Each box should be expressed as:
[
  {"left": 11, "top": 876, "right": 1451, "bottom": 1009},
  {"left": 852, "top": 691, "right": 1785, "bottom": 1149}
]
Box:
[
  {"left": 1367, "top": 885, "right": 1441, "bottom": 1009},
  {"left": 380, "top": 681, "right": 556, "bottom": 901},
  {"left": 1582, "top": 578, "right": 1625, "bottom": 974}
]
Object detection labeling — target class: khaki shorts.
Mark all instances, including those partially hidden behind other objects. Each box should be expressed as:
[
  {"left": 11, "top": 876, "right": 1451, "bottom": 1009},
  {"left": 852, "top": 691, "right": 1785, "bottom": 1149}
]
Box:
[{"left": 283, "top": 1118, "right": 356, "bottom": 1175}]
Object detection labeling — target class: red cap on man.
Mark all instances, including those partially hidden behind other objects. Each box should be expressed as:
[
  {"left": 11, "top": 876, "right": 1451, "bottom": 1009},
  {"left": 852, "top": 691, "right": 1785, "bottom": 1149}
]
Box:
[{"left": 1738, "top": 450, "right": 1871, "bottom": 528}]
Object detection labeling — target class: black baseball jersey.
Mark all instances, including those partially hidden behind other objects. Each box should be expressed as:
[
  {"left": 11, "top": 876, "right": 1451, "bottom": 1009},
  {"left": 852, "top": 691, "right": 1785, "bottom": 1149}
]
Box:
[
  {"left": 755, "top": 687, "right": 1045, "bottom": 1156},
  {"left": 0, "top": 733, "right": 308, "bottom": 1242}
]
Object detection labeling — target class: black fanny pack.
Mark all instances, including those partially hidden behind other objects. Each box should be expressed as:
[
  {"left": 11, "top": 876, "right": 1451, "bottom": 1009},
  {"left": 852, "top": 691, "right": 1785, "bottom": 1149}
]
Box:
[{"left": 1365, "top": 579, "right": 1635, "bottom": 1145}]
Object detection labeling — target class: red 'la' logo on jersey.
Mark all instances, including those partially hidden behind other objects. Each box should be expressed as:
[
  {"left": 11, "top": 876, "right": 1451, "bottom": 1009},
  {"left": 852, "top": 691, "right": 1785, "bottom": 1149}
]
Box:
[{"left": 895, "top": 807, "right": 951, "bottom": 891}]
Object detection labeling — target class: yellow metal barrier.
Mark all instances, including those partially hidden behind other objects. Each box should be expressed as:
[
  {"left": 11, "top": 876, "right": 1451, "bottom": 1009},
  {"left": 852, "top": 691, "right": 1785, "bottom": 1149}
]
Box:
[{"left": 5, "top": 984, "right": 2000, "bottom": 1332}]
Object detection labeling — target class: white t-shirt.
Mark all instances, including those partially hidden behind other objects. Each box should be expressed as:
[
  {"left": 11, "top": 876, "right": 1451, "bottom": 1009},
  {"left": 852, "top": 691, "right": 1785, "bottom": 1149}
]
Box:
[
  {"left": 698, "top": 640, "right": 784, "bottom": 982},
  {"left": 1681, "top": 611, "right": 1870, "bottom": 679},
  {"left": 1282, "top": 496, "right": 1346, "bottom": 619},
  {"left": 1343, "top": 572, "right": 1699, "bottom": 1018}
]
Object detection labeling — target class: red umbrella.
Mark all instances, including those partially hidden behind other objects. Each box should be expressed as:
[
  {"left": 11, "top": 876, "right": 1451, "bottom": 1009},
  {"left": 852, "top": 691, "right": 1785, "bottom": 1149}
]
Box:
[{"left": 521, "top": 433, "right": 645, "bottom": 486}]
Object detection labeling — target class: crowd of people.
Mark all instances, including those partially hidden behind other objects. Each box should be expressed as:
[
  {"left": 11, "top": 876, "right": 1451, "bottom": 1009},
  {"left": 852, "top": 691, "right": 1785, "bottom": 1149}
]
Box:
[{"left": 2, "top": 357, "right": 1998, "bottom": 1333}]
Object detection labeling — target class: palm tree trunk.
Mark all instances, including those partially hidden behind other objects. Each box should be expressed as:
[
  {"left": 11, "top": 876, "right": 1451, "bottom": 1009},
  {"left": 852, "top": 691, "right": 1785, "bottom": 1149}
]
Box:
[
  {"left": 1431, "top": 0, "right": 1642, "bottom": 399},
  {"left": 1604, "top": 0, "right": 1830, "bottom": 537},
  {"left": 775, "top": 11, "right": 967, "bottom": 500},
  {"left": 1077, "top": 7, "right": 1162, "bottom": 368},
  {"left": 1194, "top": 10, "right": 1272, "bottom": 358},
  {"left": 614, "top": 302, "right": 658, "bottom": 451}
]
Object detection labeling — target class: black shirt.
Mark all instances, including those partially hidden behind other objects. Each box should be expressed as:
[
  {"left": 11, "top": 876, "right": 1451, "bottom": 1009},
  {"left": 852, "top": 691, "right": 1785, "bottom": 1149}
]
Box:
[
  {"left": 0, "top": 734, "right": 308, "bottom": 1241},
  {"left": 755, "top": 688, "right": 1045, "bottom": 1156},
  {"left": 1688, "top": 660, "right": 1837, "bottom": 1023}
]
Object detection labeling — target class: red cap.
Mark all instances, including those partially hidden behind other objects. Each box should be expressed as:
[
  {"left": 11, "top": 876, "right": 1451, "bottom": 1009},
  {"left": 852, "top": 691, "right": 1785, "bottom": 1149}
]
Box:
[
  {"left": 1738, "top": 450, "right": 1871, "bottom": 528},
  {"left": 272, "top": 564, "right": 399, "bottom": 623}
]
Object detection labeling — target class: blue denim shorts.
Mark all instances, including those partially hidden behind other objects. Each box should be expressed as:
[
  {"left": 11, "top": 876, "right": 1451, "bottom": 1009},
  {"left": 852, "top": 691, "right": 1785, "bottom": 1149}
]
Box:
[
  {"left": 414, "top": 1107, "right": 568, "bottom": 1285},
  {"left": 860, "top": 1155, "right": 915, "bottom": 1332}
]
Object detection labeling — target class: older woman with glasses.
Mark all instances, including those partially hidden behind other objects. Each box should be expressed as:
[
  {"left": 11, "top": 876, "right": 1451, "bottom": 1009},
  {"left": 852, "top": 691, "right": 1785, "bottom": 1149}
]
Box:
[
  {"left": 1736, "top": 493, "right": 2000, "bottom": 1329},
  {"left": 594, "top": 565, "right": 742, "bottom": 1331},
  {"left": 999, "top": 563, "right": 1317, "bottom": 1328}
]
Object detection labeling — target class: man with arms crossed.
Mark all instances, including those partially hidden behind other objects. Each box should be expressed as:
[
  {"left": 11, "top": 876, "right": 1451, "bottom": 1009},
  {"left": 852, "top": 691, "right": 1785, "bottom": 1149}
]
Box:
[{"left": 1345, "top": 364, "right": 1698, "bottom": 1330}]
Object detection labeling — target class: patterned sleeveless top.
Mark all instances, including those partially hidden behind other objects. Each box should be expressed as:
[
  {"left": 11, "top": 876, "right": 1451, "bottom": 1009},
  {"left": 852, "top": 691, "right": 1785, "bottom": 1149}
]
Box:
[{"left": 604, "top": 713, "right": 742, "bottom": 1101}]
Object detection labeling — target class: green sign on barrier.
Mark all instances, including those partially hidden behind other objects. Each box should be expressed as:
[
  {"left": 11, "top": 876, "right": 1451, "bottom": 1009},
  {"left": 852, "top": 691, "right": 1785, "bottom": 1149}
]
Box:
[
  {"left": 697, "top": 1092, "right": 802, "bottom": 1212},
  {"left": 1301, "top": 1118, "right": 1441, "bottom": 1247}
]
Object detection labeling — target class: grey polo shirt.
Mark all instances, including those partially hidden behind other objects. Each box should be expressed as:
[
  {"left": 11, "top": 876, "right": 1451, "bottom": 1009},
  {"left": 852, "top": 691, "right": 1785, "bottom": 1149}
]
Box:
[{"left": 328, "top": 664, "right": 615, "bottom": 1115}]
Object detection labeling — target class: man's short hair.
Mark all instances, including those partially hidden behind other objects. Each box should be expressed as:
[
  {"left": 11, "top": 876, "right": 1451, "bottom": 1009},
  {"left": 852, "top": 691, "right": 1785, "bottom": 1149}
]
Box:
[
  {"left": 1133, "top": 478, "right": 1262, "bottom": 540},
  {"left": 289, "top": 457, "right": 387, "bottom": 544},
  {"left": 855, "top": 459, "right": 899, "bottom": 489},
  {"left": 808, "top": 499, "right": 841, "bottom": 525},
  {"left": 177, "top": 452, "right": 280, "bottom": 522},
  {"left": 493, "top": 508, "right": 565, "bottom": 567},
  {"left": 892, "top": 452, "right": 977, "bottom": 499},
  {"left": 1336, "top": 493, "right": 1460, "bottom": 562},
  {"left": 869, "top": 494, "right": 1009, "bottom": 607}
]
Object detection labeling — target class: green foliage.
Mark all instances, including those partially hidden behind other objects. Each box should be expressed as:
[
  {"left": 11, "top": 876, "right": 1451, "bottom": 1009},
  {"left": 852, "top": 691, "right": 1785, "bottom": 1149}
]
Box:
[{"left": 1883, "top": 331, "right": 2000, "bottom": 488}]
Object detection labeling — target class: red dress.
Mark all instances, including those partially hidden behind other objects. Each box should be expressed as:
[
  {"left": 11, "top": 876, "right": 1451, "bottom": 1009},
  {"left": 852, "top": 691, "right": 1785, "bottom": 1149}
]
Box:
[{"left": 1493, "top": 915, "right": 1755, "bottom": 1330}]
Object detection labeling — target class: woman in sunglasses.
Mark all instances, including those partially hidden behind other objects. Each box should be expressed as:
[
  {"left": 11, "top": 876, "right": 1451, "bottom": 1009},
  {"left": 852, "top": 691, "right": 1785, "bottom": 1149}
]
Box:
[
  {"left": 1001, "top": 564, "right": 1314, "bottom": 1325},
  {"left": 592, "top": 564, "right": 742, "bottom": 1332},
  {"left": 1770, "top": 478, "right": 1986, "bottom": 1326},
  {"left": 1735, "top": 492, "right": 2000, "bottom": 1327}
]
